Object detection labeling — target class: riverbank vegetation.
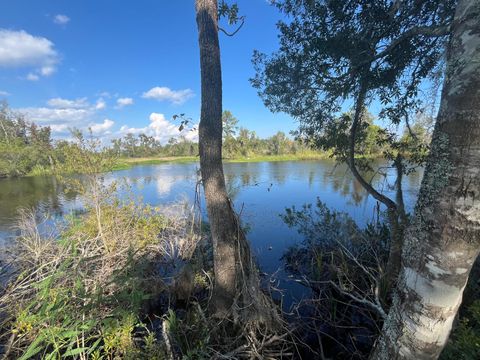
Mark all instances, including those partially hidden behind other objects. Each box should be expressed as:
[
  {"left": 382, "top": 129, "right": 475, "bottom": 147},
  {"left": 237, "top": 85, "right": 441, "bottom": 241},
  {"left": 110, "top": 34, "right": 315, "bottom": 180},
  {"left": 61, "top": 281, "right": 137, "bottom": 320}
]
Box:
[
  {"left": 1, "top": 0, "right": 480, "bottom": 359},
  {"left": 0, "top": 102, "right": 54, "bottom": 178},
  {"left": 0, "top": 134, "right": 289, "bottom": 359},
  {"left": 254, "top": 0, "right": 480, "bottom": 358},
  {"left": 0, "top": 101, "right": 425, "bottom": 178}
]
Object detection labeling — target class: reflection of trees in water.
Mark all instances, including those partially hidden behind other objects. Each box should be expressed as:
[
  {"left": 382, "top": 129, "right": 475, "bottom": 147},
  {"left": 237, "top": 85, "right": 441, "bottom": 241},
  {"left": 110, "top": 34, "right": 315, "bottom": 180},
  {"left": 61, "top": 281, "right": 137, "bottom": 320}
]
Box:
[
  {"left": 321, "top": 164, "right": 367, "bottom": 205},
  {"left": 308, "top": 170, "right": 315, "bottom": 188},
  {"left": 0, "top": 176, "right": 68, "bottom": 227},
  {"left": 240, "top": 172, "right": 252, "bottom": 187},
  {"left": 267, "top": 162, "right": 288, "bottom": 185},
  {"left": 323, "top": 161, "right": 421, "bottom": 207},
  {"left": 0, "top": 162, "right": 423, "bottom": 234},
  {"left": 224, "top": 172, "right": 243, "bottom": 201}
]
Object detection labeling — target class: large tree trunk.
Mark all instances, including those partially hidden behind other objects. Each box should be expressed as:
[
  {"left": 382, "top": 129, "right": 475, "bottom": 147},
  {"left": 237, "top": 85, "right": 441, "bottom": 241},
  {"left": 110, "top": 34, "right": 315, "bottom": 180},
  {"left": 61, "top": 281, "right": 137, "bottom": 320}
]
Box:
[
  {"left": 195, "top": 0, "right": 240, "bottom": 315},
  {"left": 370, "top": 0, "right": 480, "bottom": 358},
  {"left": 195, "top": 0, "right": 278, "bottom": 325}
]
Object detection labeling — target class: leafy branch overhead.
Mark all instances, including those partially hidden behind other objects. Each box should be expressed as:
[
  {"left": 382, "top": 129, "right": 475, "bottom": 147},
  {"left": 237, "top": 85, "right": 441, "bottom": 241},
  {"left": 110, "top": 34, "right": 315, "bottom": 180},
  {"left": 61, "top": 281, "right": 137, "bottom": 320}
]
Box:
[
  {"left": 218, "top": 1, "right": 245, "bottom": 36},
  {"left": 173, "top": 113, "right": 196, "bottom": 132},
  {"left": 252, "top": 0, "right": 454, "bottom": 138}
]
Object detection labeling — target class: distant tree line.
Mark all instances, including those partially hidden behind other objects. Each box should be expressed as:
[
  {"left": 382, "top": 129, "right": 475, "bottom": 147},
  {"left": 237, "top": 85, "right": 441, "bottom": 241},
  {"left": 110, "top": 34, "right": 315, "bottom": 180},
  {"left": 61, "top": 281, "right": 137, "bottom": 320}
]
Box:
[
  {"left": 112, "top": 109, "right": 424, "bottom": 159},
  {"left": 0, "top": 102, "right": 54, "bottom": 177},
  {"left": 0, "top": 99, "right": 428, "bottom": 179}
]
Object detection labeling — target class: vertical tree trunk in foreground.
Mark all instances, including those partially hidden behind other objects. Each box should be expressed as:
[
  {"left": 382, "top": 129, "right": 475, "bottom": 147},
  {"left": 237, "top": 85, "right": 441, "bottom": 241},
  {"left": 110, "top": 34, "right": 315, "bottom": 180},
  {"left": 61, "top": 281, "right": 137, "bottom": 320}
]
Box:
[
  {"left": 195, "top": 0, "right": 278, "bottom": 325},
  {"left": 370, "top": 0, "right": 480, "bottom": 358},
  {"left": 195, "top": 0, "right": 239, "bottom": 315}
]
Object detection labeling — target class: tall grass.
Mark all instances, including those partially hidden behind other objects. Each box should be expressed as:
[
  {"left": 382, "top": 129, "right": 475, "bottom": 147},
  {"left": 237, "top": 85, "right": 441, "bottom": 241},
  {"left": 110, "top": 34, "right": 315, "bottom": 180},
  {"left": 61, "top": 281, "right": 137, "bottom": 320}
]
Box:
[{"left": 0, "top": 200, "right": 201, "bottom": 359}]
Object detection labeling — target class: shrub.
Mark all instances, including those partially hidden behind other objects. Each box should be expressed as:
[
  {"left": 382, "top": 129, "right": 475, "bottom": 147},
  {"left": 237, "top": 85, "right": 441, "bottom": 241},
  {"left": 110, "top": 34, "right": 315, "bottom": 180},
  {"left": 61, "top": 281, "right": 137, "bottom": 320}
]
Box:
[{"left": 0, "top": 199, "right": 200, "bottom": 359}]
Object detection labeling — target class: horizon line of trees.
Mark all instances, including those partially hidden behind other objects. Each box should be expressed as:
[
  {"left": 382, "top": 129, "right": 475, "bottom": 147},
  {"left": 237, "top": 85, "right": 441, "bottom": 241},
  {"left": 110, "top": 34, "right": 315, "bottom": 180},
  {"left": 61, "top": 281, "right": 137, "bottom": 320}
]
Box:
[{"left": 0, "top": 98, "right": 431, "bottom": 178}]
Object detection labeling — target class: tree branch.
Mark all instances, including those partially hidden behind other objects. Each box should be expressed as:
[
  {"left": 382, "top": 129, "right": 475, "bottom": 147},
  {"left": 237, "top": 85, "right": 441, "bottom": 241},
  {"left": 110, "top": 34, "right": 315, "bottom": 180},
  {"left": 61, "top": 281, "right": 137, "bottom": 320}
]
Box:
[
  {"left": 218, "top": 16, "right": 245, "bottom": 37},
  {"left": 353, "top": 24, "right": 451, "bottom": 70},
  {"left": 348, "top": 83, "right": 397, "bottom": 211},
  {"left": 329, "top": 281, "right": 387, "bottom": 319},
  {"left": 374, "top": 24, "right": 450, "bottom": 60}
]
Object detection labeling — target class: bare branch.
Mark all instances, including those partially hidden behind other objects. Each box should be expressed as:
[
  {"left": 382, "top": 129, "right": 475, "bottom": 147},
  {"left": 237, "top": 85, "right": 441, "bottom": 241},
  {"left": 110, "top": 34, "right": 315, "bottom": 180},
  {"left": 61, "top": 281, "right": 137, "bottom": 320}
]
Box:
[
  {"left": 329, "top": 281, "right": 387, "bottom": 319},
  {"left": 218, "top": 16, "right": 245, "bottom": 37}
]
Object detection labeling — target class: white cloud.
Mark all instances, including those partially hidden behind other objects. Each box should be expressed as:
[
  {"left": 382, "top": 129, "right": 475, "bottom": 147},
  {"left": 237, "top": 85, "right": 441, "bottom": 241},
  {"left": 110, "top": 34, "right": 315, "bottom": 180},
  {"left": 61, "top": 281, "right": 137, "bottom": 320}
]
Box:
[
  {"left": 0, "top": 29, "right": 58, "bottom": 78},
  {"left": 0, "top": 90, "right": 10, "bottom": 96},
  {"left": 95, "top": 98, "right": 106, "bottom": 110},
  {"left": 47, "top": 97, "right": 89, "bottom": 109},
  {"left": 17, "top": 97, "right": 113, "bottom": 136},
  {"left": 142, "top": 86, "right": 194, "bottom": 105},
  {"left": 40, "top": 65, "right": 55, "bottom": 76},
  {"left": 116, "top": 97, "right": 133, "bottom": 108},
  {"left": 97, "top": 91, "right": 112, "bottom": 98},
  {"left": 19, "top": 106, "right": 94, "bottom": 131},
  {"left": 90, "top": 119, "right": 114, "bottom": 134},
  {"left": 53, "top": 14, "right": 70, "bottom": 25},
  {"left": 119, "top": 113, "right": 198, "bottom": 144},
  {"left": 26, "top": 73, "right": 40, "bottom": 81}
]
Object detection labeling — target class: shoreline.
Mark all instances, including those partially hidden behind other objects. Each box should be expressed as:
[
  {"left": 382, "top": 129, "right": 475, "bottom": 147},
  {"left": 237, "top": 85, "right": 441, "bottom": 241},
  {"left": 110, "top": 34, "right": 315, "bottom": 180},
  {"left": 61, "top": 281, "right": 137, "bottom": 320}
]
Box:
[
  {"left": 113, "top": 153, "right": 332, "bottom": 170},
  {"left": 12, "top": 152, "right": 387, "bottom": 178}
]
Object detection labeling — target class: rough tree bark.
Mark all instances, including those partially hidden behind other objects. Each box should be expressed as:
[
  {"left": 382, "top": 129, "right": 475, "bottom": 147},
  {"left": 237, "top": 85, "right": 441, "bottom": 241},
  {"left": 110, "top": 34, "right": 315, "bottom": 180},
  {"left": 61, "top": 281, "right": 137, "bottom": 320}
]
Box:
[
  {"left": 370, "top": 0, "right": 480, "bottom": 358},
  {"left": 195, "top": 0, "right": 278, "bottom": 325}
]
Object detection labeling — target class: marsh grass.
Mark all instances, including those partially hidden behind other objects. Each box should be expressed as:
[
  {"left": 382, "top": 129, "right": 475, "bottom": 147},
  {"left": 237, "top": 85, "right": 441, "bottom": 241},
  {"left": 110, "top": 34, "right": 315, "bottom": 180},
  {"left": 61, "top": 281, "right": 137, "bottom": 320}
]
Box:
[
  {"left": 0, "top": 131, "right": 295, "bottom": 359},
  {"left": 0, "top": 132, "right": 205, "bottom": 359},
  {"left": 0, "top": 197, "right": 203, "bottom": 359}
]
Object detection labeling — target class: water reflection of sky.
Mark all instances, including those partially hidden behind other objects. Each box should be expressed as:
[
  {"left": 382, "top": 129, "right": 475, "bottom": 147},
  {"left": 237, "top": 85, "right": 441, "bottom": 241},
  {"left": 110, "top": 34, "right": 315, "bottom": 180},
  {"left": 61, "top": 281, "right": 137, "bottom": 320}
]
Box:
[{"left": 0, "top": 160, "right": 423, "bottom": 306}]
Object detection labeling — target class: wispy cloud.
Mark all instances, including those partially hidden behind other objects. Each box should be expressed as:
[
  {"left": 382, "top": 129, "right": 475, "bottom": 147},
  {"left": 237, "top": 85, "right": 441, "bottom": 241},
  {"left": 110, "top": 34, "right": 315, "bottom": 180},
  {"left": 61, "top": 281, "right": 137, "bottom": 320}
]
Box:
[
  {"left": 53, "top": 14, "right": 70, "bottom": 25},
  {"left": 116, "top": 97, "right": 134, "bottom": 108},
  {"left": 47, "top": 97, "right": 89, "bottom": 109},
  {"left": 18, "top": 97, "right": 114, "bottom": 136},
  {"left": 142, "top": 86, "right": 194, "bottom": 105},
  {"left": 0, "top": 90, "right": 10, "bottom": 96},
  {"left": 0, "top": 29, "right": 59, "bottom": 79},
  {"left": 26, "top": 73, "right": 40, "bottom": 81},
  {"left": 95, "top": 98, "right": 106, "bottom": 110}
]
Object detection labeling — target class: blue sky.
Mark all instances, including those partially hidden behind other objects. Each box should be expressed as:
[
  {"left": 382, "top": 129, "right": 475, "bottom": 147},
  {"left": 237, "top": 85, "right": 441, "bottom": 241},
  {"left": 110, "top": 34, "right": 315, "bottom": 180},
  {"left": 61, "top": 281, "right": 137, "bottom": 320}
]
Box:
[{"left": 0, "top": 0, "right": 295, "bottom": 142}]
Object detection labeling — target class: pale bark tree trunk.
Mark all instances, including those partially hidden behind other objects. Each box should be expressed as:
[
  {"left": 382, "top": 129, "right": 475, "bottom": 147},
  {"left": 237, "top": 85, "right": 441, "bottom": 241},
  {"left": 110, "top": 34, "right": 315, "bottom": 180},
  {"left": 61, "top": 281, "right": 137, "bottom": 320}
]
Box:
[
  {"left": 195, "top": 0, "right": 278, "bottom": 325},
  {"left": 370, "top": 0, "right": 480, "bottom": 358}
]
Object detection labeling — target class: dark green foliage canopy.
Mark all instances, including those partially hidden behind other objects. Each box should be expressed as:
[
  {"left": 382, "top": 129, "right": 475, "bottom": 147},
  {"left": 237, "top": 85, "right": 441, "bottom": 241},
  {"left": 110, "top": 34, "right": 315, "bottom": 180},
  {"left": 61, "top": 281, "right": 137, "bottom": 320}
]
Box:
[{"left": 252, "top": 0, "right": 454, "bottom": 149}]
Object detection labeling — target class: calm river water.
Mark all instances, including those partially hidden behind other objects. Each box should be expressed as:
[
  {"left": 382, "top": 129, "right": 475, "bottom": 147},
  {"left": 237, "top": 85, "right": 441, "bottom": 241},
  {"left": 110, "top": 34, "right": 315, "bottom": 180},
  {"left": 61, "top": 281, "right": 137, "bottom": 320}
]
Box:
[{"left": 0, "top": 160, "right": 423, "bottom": 305}]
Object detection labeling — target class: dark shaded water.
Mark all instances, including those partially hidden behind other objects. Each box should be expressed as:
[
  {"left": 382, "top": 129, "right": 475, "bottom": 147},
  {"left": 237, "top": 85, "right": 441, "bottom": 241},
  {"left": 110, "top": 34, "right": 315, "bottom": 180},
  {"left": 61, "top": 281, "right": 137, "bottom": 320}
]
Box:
[{"left": 0, "top": 160, "right": 423, "bottom": 305}]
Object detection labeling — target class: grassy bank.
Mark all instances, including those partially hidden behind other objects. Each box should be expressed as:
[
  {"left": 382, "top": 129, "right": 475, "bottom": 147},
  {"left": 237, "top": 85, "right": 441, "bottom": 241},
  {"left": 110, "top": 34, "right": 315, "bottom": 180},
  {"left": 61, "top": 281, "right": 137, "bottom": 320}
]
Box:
[
  {"left": 19, "top": 152, "right": 383, "bottom": 177},
  {"left": 14, "top": 153, "right": 327, "bottom": 177},
  {"left": 113, "top": 156, "right": 199, "bottom": 170},
  {"left": 114, "top": 151, "right": 331, "bottom": 170}
]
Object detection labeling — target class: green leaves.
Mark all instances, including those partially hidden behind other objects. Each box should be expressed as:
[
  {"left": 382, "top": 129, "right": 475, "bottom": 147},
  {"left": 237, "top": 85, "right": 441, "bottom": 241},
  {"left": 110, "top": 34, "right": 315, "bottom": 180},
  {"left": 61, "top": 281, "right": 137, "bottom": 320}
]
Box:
[
  {"left": 18, "top": 337, "right": 44, "bottom": 360},
  {"left": 252, "top": 0, "right": 452, "bottom": 172},
  {"left": 0, "top": 102, "right": 54, "bottom": 177}
]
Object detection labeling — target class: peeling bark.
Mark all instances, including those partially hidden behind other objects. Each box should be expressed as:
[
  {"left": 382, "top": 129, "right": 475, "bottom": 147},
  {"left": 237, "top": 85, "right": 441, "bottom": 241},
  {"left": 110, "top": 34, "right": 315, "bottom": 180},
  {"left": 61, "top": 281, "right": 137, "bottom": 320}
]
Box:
[{"left": 370, "top": 0, "right": 480, "bottom": 358}]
